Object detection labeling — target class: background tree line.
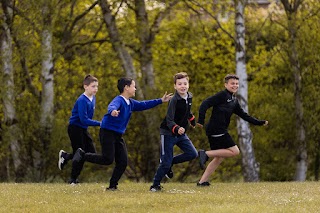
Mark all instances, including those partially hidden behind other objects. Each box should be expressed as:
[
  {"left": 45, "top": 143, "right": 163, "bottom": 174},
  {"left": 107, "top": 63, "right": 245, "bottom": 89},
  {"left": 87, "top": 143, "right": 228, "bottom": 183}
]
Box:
[{"left": 1, "top": 0, "right": 320, "bottom": 183}]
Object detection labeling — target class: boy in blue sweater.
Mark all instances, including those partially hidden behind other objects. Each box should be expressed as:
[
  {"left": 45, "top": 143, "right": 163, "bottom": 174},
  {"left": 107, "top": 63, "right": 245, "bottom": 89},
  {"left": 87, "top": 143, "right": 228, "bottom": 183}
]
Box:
[
  {"left": 58, "top": 75, "right": 101, "bottom": 184},
  {"left": 72, "top": 77, "right": 172, "bottom": 190},
  {"left": 150, "top": 72, "right": 198, "bottom": 192}
]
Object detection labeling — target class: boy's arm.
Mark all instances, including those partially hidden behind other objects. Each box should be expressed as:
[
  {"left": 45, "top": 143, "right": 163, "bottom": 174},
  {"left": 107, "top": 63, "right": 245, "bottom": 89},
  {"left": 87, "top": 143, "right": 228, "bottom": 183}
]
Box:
[
  {"left": 197, "top": 95, "right": 217, "bottom": 125},
  {"left": 234, "top": 101, "right": 267, "bottom": 125},
  {"left": 131, "top": 92, "right": 173, "bottom": 112},
  {"left": 165, "top": 98, "right": 181, "bottom": 134}
]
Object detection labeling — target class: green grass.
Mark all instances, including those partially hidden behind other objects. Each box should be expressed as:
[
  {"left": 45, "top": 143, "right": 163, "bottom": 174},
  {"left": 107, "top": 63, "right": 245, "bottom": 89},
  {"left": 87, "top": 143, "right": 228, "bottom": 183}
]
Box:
[{"left": 0, "top": 182, "right": 319, "bottom": 213}]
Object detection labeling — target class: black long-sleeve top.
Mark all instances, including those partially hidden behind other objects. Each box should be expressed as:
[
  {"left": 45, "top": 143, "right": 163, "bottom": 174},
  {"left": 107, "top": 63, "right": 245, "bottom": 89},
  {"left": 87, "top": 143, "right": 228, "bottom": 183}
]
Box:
[
  {"left": 197, "top": 89, "right": 266, "bottom": 136},
  {"left": 160, "top": 91, "right": 195, "bottom": 136}
]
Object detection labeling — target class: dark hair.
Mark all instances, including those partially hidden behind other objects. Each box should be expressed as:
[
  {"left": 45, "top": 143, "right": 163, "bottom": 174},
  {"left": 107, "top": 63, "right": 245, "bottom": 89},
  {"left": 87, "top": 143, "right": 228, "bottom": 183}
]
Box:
[
  {"left": 173, "top": 72, "right": 189, "bottom": 84},
  {"left": 224, "top": 74, "right": 239, "bottom": 83},
  {"left": 117, "top": 77, "right": 133, "bottom": 93},
  {"left": 83, "top": 74, "right": 98, "bottom": 86}
]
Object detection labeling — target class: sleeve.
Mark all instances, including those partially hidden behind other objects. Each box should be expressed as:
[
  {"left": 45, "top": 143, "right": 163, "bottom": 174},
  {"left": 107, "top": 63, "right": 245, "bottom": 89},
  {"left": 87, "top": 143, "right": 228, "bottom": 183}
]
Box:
[
  {"left": 78, "top": 100, "right": 101, "bottom": 126},
  {"left": 165, "top": 98, "right": 180, "bottom": 135},
  {"left": 197, "top": 93, "right": 220, "bottom": 125},
  {"left": 131, "top": 98, "right": 162, "bottom": 111},
  {"left": 107, "top": 97, "right": 122, "bottom": 114},
  {"left": 234, "top": 101, "right": 266, "bottom": 125}
]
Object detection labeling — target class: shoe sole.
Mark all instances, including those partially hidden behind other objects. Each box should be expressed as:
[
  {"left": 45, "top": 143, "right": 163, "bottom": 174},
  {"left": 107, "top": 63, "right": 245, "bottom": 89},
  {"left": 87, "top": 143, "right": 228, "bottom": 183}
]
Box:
[
  {"left": 58, "top": 150, "right": 65, "bottom": 170},
  {"left": 165, "top": 174, "right": 171, "bottom": 179}
]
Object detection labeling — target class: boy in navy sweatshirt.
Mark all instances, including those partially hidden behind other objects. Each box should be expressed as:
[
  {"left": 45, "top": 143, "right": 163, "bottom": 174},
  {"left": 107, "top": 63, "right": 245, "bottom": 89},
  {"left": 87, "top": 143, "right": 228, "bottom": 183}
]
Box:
[
  {"left": 150, "top": 72, "right": 198, "bottom": 192},
  {"left": 197, "top": 74, "right": 268, "bottom": 186},
  {"left": 58, "top": 75, "right": 101, "bottom": 184},
  {"left": 72, "top": 77, "right": 172, "bottom": 190}
]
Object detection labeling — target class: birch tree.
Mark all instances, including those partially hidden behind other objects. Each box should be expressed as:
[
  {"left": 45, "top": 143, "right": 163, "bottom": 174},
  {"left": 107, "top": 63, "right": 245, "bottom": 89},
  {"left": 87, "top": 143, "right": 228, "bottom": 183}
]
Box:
[{"left": 234, "top": 0, "right": 259, "bottom": 182}]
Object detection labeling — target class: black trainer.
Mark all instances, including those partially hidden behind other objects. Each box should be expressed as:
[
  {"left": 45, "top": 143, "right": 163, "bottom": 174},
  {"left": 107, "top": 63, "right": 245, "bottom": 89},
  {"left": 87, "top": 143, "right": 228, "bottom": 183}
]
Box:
[
  {"left": 197, "top": 181, "right": 210, "bottom": 187},
  {"left": 73, "top": 148, "right": 85, "bottom": 163},
  {"left": 106, "top": 186, "right": 118, "bottom": 191},
  {"left": 150, "top": 185, "right": 162, "bottom": 192},
  {"left": 68, "top": 179, "right": 80, "bottom": 185},
  {"left": 165, "top": 167, "right": 173, "bottom": 179},
  {"left": 58, "top": 150, "right": 68, "bottom": 170},
  {"left": 198, "top": 150, "right": 208, "bottom": 170}
]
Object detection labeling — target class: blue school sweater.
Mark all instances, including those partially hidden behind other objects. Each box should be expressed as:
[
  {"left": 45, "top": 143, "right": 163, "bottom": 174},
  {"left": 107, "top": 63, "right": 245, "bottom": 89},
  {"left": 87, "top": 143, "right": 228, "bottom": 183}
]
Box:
[
  {"left": 69, "top": 94, "right": 101, "bottom": 129},
  {"left": 101, "top": 96, "right": 162, "bottom": 134}
]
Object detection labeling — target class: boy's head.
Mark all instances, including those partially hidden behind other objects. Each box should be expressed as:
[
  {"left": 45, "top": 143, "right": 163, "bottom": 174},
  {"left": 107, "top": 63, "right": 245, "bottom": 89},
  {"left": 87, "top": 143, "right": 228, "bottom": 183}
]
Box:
[
  {"left": 83, "top": 75, "right": 98, "bottom": 96},
  {"left": 173, "top": 72, "right": 189, "bottom": 84},
  {"left": 83, "top": 74, "right": 98, "bottom": 86},
  {"left": 117, "top": 77, "right": 136, "bottom": 97},
  {"left": 173, "top": 72, "right": 189, "bottom": 97},
  {"left": 224, "top": 74, "right": 239, "bottom": 93}
]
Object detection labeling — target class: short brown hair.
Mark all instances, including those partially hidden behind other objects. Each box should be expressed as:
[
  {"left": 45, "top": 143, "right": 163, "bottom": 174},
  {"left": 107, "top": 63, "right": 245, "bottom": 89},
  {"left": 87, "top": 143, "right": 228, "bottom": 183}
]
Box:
[
  {"left": 224, "top": 74, "right": 239, "bottom": 83},
  {"left": 83, "top": 74, "right": 98, "bottom": 86},
  {"left": 173, "top": 72, "right": 189, "bottom": 84}
]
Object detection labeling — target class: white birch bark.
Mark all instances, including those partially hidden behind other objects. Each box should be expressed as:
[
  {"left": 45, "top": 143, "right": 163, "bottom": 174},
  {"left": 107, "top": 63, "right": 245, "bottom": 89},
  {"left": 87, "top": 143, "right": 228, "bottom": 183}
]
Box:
[
  {"left": 235, "top": 0, "right": 259, "bottom": 182},
  {"left": 33, "top": 1, "right": 54, "bottom": 180},
  {"left": 1, "top": 3, "right": 23, "bottom": 180}
]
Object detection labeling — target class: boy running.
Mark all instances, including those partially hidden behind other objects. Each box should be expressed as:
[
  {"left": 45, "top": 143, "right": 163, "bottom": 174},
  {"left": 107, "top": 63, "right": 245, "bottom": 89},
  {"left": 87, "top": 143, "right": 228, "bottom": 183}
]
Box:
[
  {"left": 197, "top": 74, "right": 268, "bottom": 186},
  {"left": 58, "top": 75, "right": 101, "bottom": 184},
  {"left": 150, "top": 72, "right": 198, "bottom": 192}
]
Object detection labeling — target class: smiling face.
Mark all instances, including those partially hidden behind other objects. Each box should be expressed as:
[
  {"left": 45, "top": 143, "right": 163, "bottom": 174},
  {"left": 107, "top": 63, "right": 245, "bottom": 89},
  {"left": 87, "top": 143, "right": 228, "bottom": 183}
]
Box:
[
  {"left": 224, "top": 78, "right": 239, "bottom": 94},
  {"left": 174, "top": 77, "right": 189, "bottom": 97}
]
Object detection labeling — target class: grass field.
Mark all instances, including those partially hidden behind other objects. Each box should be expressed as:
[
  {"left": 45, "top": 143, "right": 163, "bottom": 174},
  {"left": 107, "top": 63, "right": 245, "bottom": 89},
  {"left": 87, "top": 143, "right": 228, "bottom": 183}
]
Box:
[{"left": 0, "top": 182, "right": 319, "bottom": 213}]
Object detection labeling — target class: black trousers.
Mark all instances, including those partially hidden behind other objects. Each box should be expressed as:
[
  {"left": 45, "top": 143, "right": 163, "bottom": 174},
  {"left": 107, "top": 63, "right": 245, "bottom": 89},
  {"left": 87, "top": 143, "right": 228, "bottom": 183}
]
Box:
[
  {"left": 76, "top": 128, "right": 128, "bottom": 187},
  {"left": 68, "top": 124, "right": 96, "bottom": 180}
]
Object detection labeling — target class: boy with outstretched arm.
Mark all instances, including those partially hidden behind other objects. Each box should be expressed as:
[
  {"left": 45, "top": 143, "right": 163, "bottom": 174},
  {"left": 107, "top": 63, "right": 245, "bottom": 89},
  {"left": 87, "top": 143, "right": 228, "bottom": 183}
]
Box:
[{"left": 197, "top": 74, "right": 268, "bottom": 186}]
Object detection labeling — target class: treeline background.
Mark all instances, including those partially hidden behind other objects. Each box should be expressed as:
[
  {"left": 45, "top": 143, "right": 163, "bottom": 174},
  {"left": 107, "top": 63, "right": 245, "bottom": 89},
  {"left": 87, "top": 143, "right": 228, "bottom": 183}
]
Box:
[{"left": 1, "top": 0, "right": 320, "bottom": 183}]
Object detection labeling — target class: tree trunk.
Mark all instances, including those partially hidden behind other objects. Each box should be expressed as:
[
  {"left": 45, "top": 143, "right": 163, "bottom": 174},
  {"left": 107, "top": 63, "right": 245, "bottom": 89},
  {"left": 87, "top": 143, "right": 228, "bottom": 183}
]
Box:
[
  {"left": 1, "top": 0, "right": 24, "bottom": 181},
  {"left": 235, "top": 0, "right": 259, "bottom": 182},
  {"left": 280, "top": 0, "right": 307, "bottom": 181},
  {"left": 33, "top": 0, "right": 55, "bottom": 181}
]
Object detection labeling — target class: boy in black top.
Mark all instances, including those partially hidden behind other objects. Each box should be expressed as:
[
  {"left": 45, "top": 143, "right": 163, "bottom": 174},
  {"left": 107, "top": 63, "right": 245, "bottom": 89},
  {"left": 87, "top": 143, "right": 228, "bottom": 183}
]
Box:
[
  {"left": 197, "top": 74, "right": 268, "bottom": 186},
  {"left": 150, "top": 72, "right": 198, "bottom": 192}
]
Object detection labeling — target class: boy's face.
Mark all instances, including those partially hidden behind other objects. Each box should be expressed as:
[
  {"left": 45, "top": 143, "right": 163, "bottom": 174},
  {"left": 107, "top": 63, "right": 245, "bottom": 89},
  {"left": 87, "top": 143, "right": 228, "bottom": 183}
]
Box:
[
  {"left": 224, "top": 78, "right": 239, "bottom": 93},
  {"left": 174, "top": 77, "right": 189, "bottom": 96},
  {"left": 124, "top": 80, "right": 136, "bottom": 97},
  {"left": 84, "top": 81, "right": 98, "bottom": 96}
]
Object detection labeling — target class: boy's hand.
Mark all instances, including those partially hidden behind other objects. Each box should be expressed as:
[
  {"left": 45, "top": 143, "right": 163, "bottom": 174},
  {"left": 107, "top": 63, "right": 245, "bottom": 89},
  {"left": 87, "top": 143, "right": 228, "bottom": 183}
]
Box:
[
  {"left": 196, "top": 123, "right": 203, "bottom": 128},
  {"left": 263, "top": 121, "right": 268, "bottom": 126},
  {"left": 111, "top": 110, "right": 120, "bottom": 117},
  {"left": 161, "top": 91, "right": 173, "bottom": 103},
  {"left": 178, "top": 127, "right": 185, "bottom": 135}
]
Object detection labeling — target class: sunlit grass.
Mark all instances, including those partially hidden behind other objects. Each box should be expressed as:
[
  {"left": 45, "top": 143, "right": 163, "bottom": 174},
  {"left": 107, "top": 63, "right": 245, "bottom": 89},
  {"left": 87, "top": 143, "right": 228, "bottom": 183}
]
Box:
[{"left": 0, "top": 182, "right": 319, "bottom": 212}]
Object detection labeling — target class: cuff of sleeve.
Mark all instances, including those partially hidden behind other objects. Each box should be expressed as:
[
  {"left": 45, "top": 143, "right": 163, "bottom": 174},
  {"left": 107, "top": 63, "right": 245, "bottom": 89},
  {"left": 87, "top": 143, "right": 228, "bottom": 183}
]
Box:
[{"left": 172, "top": 125, "right": 180, "bottom": 134}]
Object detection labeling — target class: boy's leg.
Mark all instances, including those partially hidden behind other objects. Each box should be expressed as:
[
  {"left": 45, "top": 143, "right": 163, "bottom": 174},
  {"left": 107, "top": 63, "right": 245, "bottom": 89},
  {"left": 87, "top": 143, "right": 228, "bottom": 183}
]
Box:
[
  {"left": 172, "top": 134, "right": 198, "bottom": 164},
  {"left": 84, "top": 128, "right": 115, "bottom": 165},
  {"left": 199, "top": 157, "right": 224, "bottom": 184},
  {"left": 152, "top": 135, "right": 175, "bottom": 187},
  {"left": 108, "top": 136, "right": 127, "bottom": 189},
  {"left": 205, "top": 146, "right": 240, "bottom": 158},
  {"left": 69, "top": 127, "right": 88, "bottom": 183}
]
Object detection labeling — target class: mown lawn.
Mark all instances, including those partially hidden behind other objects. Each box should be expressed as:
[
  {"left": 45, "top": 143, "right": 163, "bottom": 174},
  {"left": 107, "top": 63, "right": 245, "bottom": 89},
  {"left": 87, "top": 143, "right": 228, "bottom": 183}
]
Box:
[{"left": 0, "top": 182, "right": 319, "bottom": 212}]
